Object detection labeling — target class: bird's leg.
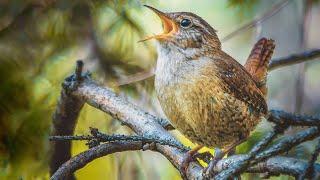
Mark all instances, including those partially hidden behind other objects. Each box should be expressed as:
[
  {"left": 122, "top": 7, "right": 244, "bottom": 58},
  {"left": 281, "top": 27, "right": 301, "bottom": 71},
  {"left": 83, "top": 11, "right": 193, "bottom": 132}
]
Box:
[
  {"left": 203, "top": 139, "right": 246, "bottom": 178},
  {"left": 180, "top": 145, "right": 204, "bottom": 178},
  {"left": 202, "top": 148, "right": 225, "bottom": 178}
]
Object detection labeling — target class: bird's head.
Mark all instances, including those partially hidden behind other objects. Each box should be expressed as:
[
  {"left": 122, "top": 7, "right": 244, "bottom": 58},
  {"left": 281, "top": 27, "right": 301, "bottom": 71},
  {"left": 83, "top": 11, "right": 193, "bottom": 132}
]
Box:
[{"left": 141, "top": 5, "right": 221, "bottom": 57}]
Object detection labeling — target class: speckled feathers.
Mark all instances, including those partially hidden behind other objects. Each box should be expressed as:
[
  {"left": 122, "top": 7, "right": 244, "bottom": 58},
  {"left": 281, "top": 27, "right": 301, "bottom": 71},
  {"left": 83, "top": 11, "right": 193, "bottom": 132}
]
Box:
[{"left": 152, "top": 9, "right": 274, "bottom": 148}]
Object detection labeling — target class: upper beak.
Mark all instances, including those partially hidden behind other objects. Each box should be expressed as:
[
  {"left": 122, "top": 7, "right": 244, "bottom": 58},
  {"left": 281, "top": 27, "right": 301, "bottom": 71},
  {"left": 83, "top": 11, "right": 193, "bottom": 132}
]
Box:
[{"left": 139, "top": 5, "right": 178, "bottom": 42}]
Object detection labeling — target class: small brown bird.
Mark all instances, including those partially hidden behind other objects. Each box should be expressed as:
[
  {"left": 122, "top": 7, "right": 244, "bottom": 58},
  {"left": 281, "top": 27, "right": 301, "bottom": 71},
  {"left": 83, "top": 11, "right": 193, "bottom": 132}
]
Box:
[{"left": 142, "top": 5, "right": 275, "bottom": 175}]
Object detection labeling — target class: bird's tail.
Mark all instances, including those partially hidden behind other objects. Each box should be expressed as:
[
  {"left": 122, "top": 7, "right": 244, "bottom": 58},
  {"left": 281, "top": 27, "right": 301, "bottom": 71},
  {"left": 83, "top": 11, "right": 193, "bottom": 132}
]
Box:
[{"left": 245, "top": 38, "right": 275, "bottom": 96}]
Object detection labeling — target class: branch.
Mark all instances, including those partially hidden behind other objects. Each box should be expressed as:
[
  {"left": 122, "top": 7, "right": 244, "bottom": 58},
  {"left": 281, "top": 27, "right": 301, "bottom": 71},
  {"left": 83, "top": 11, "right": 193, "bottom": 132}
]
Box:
[
  {"left": 50, "top": 128, "right": 320, "bottom": 180},
  {"left": 51, "top": 61, "right": 320, "bottom": 179},
  {"left": 214, "top": 126, "right": 320, "bottom": 179},
  {"left": 269, "top": 109, "right": 320, "bottom": 127},
  {"left": 216, "top": 156, "right": 320, "bottom": 178},
  {"left": 51, "top": 137, "right": 320, "bottom": 180},
  {"left": 212, "top": 123, "right": 287, "bottom": 179},
  {"left": 49, "top": 61, "right": 85, "bottom": 178},
  {"left": 268, "top": 49, "right": 320, "bottom": 71},
  {"left": 255, "top": 127, "right": 319, "bottom": 163},
  {"left": 60, "top": 66, "right": 204, "bottom": 179},
  {"left": 50, "top": 141, "right": 143, "bottom": 180},
  {"left": 50, "top": 127, "right": 186, "bottom": 150}
]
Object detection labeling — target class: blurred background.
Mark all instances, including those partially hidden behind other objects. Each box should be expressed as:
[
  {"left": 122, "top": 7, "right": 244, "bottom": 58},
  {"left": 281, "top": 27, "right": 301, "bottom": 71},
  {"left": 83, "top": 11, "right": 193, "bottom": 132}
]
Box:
[{"left": 0, "top": 0, "right": 319, "bottom": 179}]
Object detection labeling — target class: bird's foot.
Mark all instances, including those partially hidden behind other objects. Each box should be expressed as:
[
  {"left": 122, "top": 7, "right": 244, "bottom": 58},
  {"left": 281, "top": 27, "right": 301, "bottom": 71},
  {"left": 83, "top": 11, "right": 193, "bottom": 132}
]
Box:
[
  {"left": 179, "top": 145, "right": 203, "bottom": 179},
  {"left": 203, "top": 139, "right": 245, "bottom": 179},
  {"left": 202, "top": 148, "right": 225, "bottom": 179}
]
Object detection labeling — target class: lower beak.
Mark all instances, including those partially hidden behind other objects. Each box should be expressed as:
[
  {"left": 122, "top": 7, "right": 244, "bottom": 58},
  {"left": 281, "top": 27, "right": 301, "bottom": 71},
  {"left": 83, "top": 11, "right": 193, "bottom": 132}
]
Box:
[{"left": 139, "top": 5, "right": 178, "bottom": 42}]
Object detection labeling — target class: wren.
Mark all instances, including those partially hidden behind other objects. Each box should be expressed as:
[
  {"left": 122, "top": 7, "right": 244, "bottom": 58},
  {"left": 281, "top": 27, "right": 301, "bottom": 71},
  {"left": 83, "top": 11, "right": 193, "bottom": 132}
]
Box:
[{"left": 142, "top": 5, "right": 275, "bottom": 176}]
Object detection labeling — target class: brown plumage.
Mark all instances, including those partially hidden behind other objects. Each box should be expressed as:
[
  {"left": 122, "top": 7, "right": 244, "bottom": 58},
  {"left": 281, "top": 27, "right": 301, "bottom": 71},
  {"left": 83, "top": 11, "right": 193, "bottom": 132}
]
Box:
[
  {"left": 245, "top": 38, "right": 275, "bottom": 95},
  {"left": 143, "top": 6, "right": 274, "bottom": 150}
]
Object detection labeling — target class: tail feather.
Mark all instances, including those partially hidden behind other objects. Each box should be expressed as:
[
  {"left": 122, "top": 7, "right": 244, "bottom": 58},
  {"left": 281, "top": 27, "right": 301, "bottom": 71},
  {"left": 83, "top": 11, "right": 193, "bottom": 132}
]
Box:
[{"left": 245, "top": 38, "right": 275, "bottom": 96}]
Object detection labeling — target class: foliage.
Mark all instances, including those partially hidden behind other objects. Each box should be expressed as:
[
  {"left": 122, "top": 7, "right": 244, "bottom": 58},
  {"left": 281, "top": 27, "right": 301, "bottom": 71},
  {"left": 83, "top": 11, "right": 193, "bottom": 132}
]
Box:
[{"left": 0, "top": 0, "right": 155, "bottom": 178}]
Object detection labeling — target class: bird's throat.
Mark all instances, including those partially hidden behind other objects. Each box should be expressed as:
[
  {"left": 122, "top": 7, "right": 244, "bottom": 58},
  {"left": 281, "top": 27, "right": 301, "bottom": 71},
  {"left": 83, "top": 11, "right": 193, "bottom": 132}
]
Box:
[{"left": 155, "top": 45, "right": 183, "bottom": 81}]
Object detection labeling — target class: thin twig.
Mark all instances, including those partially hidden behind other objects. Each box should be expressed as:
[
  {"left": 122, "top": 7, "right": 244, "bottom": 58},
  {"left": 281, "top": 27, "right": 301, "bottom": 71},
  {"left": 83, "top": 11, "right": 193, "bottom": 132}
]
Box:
[
  {"left": 221, "top": 0, "right": 291, "bottom": 42},
  {"left": 49, "top": 135, "right": 92, "bottom": 141},
  {"left": 116, "top": 69, "right": 155, "bottom": 86},
  {"left": 253, "top": 127, "right": 320, "bottom": 165},
  {"left": 214, "top": 124, "right": 287, "bottom": 179},
  {"left": 49, "top": 128, "right": 187, "bottom": 150},
  {"left": 92, "top": 128, "right": 186, "bottom": 150},
  {"left": 75, "top": 60, "right": 84, "bottom": 81},
  {"left": 268, "top": 49, "right": 320, "bottom": 71}
]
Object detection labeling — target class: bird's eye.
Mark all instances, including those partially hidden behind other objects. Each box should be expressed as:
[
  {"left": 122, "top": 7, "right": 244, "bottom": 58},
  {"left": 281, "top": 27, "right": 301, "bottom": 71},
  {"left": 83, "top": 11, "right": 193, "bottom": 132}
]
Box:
[{"left": 180, "top": 18, "right": 192, "bottom": 28}]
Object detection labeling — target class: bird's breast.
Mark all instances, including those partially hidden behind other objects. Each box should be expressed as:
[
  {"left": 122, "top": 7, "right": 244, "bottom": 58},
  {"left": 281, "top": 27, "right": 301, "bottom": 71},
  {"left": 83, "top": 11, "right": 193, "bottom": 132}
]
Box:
[{"left": 154, "top": 58, "right": 264, "bottom": 148}]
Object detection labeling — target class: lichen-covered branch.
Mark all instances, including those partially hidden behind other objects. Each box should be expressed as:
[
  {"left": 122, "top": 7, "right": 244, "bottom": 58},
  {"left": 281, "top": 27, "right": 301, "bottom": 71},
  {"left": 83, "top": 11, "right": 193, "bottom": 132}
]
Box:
[
  {"left": 50, "top": 127, "right": 186, "bottom": 150},
  {"left": 269, "top": 110, "right": 320, "bottom": 126},
  {"left": 217, "top": 156, "right": 320, "bottom": 177},
  {"left": 50, "top": 61, "right": 320, "bottom": 180},
  {"left": 50, "top": 141, "right": 143, "bottom": 180},
  {"left": 49, "top": 61, "right": 85, "bottom": 179},
  {"left": 50, "top": 136, "right": 320, "bottom": 180},
  {"left": 214, "top": 126, "right": 320, "bottom": 179},
  {"left": 58, "top": 64, "right": 203, "bottom": 179},
  {"left": 212, "top": 124, "right": 287, "bottom": 179}
]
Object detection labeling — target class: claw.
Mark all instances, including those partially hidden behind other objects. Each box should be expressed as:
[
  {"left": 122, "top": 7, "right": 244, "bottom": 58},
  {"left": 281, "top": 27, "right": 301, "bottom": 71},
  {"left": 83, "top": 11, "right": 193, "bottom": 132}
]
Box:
[
  {"left": 179, "top": 145, "right": 204, "bottom": 179},
  {"left": 203, "top": 148, "right": 224, "bottom": 178},
  {"left": 203, "top": 139, "right": 246, "bottom": 178}
]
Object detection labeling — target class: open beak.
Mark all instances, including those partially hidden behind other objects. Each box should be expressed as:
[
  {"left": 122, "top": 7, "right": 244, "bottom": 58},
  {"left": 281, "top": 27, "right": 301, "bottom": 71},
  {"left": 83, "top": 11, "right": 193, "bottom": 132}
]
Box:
[{"left": 139, "top": 5, "right": 178, "bottom": 42}]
